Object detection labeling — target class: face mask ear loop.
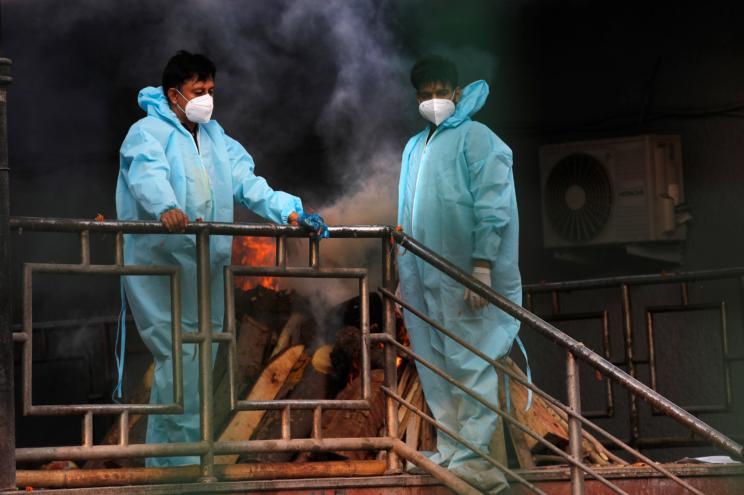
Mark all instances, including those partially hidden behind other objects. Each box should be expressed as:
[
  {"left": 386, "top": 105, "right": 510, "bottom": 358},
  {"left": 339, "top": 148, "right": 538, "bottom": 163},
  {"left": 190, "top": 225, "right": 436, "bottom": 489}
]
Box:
[{"left": 174, "top": 88, "right": 188, "bottom": 114}]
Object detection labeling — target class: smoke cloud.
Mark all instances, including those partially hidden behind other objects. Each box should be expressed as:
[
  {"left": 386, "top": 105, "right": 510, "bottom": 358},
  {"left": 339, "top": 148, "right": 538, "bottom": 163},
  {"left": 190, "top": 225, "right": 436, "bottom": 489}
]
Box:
[{"left": 4, "top": 0, "right": 429, "bottom": 310}]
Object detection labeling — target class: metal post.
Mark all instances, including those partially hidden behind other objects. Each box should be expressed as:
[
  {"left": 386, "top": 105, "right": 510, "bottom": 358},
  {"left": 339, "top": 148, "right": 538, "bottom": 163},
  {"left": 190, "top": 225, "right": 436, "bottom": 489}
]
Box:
[
  {"left": 0, "top": 56, "right": 14, "bottom": 491},
  {"left": 566, "top": 351, "right": 585, "bottom": 495},
  {"left": 196, "top": 230, "right": 215, "bottom": 482},
  {"left": 381, "top": 235, "right": 401, "bottom": 473},
  {"left": 620, "top": 284, "right": 640, "bottom": 446}
]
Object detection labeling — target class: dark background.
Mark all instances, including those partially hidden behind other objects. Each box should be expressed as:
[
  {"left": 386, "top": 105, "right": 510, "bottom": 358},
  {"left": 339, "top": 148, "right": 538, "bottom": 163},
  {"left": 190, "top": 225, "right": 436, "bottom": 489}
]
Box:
[{"left": 3, "top": 0, "right": 743, "bottom": 460}]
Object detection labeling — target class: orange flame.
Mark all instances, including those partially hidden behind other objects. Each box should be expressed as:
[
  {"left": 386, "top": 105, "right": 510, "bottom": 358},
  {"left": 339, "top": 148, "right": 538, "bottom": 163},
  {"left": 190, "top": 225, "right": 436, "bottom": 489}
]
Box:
[{"left": 231, "top": 236, "right": 278, "bottom": 291}]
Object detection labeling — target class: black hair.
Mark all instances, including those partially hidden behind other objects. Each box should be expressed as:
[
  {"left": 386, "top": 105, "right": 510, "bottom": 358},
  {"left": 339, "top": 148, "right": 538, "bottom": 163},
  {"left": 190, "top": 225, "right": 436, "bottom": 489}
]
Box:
[
  {"left": 161, "top": 50, "right": 216, "bottom": 97},
  {"left": 410, "top": 54, "right": 458, "bottom": 90}
]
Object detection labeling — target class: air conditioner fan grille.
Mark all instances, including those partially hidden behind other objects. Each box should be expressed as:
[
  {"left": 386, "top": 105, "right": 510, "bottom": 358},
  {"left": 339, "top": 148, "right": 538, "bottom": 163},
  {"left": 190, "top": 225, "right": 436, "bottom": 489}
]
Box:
[{"left": 545, "top": 153, "right": 612, "bottom": 243}]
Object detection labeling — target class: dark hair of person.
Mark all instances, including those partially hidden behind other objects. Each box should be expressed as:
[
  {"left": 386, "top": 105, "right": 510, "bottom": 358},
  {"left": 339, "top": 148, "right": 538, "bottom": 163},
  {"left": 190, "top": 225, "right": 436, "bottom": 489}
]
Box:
[
  {"left": 410, "top": 54, "right": 458, "bottom": 90},
  {"left": 162, "top": 50, "right": 216, "bottom": 97}
]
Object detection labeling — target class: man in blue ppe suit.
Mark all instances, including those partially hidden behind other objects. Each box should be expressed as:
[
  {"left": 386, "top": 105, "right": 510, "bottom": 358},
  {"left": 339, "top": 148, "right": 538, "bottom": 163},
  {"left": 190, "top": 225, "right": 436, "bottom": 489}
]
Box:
[
  {"left": 116, "top": 51, "right": 325, "bottom": 467},
  {"left": 397, "top": 54, "right": 522, "bottom": 493}
]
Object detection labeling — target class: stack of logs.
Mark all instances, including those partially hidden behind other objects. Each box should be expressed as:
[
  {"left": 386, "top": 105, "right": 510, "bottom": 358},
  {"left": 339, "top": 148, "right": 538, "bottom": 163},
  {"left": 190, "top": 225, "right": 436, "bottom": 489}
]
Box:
[{"left": 86, "top": 285, "right": 623, "bottom": 470}]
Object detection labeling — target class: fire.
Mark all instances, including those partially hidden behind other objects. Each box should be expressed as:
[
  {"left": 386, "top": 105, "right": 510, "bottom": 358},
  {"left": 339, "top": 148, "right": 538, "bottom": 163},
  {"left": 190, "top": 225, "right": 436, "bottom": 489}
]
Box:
[
  {"left": 396, "top": 356, "right": 403, "bottom": 367},
  {"left": 231, "top": 236, "right": 278, "bottom": 291}
]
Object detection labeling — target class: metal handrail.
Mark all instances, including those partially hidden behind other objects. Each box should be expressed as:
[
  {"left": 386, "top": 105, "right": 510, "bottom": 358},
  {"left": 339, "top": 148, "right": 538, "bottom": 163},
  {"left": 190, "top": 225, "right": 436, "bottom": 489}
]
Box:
[
  {"left": 523, "top": 267, "right": 744, "bottom": 292},
  {"left": 377, "top": 287, "right": 705, "bottom": 495},
  {"left": 5, "top": 216, "right": 741, "bottom": 495},
  {"left": 393, "top": 230, "right": 744, "bottom": 460}
]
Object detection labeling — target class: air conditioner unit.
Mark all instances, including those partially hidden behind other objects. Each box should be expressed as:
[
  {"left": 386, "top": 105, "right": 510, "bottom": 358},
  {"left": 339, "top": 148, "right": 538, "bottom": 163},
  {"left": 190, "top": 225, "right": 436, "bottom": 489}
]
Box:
[{"left": 540, "top": 135, "right": 686, "bottom": 249}]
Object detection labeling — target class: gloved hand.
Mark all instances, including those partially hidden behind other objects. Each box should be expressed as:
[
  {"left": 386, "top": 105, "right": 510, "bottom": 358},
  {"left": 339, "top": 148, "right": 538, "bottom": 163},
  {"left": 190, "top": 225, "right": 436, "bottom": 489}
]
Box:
[
  {"left": 464, "top": 266, "right": 491, "bottom": 310},
  {"left": 296, "top": 211, "right": 330, "bottom": 239}
]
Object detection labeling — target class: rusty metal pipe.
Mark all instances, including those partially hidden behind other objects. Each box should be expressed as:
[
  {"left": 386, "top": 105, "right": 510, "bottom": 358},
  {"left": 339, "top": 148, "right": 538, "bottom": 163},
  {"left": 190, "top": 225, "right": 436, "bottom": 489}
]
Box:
[
  {"left": 392, "top": 440, "right": 491, "bottom": 495},
  {"left": 214, "top": 436, "right": 392, "bottom": 455},
  {"left": 195, "top": 230, "right": 215, "bottom": 481},
  {"left": 567, "top": 352, "right": 585, "bottom": 495},
  {"left": 16, "top": 460, "right": 387, "bottom": 489},
  {"left": 381, "top": 236, "right": 401, "bottom": 474},
  {"left": 16, "top": 442, "right": 209, "bottom": 462}
]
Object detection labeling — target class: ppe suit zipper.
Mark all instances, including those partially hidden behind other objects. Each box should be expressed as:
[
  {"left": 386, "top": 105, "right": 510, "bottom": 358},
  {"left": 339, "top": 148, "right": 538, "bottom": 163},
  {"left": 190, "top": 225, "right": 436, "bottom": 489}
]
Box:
[
  {"left": 189, "top": 126, "right": 215, "bottom": 218},
  {"left": 411, "top": 128, "right": 440, "bottom": 234}
]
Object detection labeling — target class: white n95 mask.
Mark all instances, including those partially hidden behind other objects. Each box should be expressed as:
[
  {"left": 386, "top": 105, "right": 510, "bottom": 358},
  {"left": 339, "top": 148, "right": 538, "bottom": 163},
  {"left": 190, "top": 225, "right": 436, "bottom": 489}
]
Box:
[
  {"left": 177, "top": 89, "right": 214, "bottom": 124},
  {"left": 419, "top": 92, "right": 455, "bottom": 126}
]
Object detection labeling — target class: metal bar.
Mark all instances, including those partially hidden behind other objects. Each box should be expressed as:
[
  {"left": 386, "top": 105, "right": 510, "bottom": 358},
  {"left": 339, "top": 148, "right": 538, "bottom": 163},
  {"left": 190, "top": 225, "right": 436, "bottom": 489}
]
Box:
[
  {"left": 214, "top": 437, "right": 392, "bottom": 455},
  {"left": 0, "top": 56, "right": 12, "bottom": 491},
  {"left": 22, "top": 264, "right": 32, "bottom": 416},
  {"left": 308, "top": 237, "right": 320, "bottom": 268},
  {"left": 118, "top": 412, "right": 129, "bottom": 446},
  {"left": 523, "top": 267, "right": 744, "bottom": 291},
  {"left": 80, "top": 229, "right": 90, "bottom": 265},
  {"left": 275, "top": 236, "right": 286, "bottom": 268},
  {"left": 552, "top": 290, "right": 561, "bottom": 314},
  {"left": 115, "top": 232, "right": 124, "bottom": 266},
  {"left": 25, "top": 404, "right": 182, "bottom": 415},
  {"left": 312, "top": 406, "right": 322, "bottom": 440},
  {"left": 647, "top": 308, "right": 658, "bottom": 391},
  {"left": 382, "top": 386, "right": 547, "bottom": 495},
  {"left": 16, "top": 442, "right": 209, "bottom": 462},
  {"left": 235, "top": 399, "right": 369, "bottom": 410},
  {"left": 392, "top": 440, "right": 484, "bottom": 495},
  {"left": 223, "top": 266, "right": 237, "bottom": 410},
  {"left": 385, "top": 337, "right": 629, "bottom": 495},
  {"left": 24, "top": 263, "right": 176, "bottom": 276},
  {"left": 230, "top": 266, "right": 367, "bottom": 278},
  {"left": 15, "top": 460, "right": 388, "bottom": 489},
  {"left": 393, "top": 231, "right": 743, "bottom": 458},
  {"left": 170, "top": 270, "right": 183, "bottom": 408},
  {"left": 601, "top": 309, "right": 615, "bottom": 417},
  {"left": 9, "top": 216, "right": 392, "bottom": 238},
  {"left": 195, "top": 230, "right": 215, "bottom": 481},
  {"left": 360, "top": 276, "right": 371, "bottom": 401},
  {"left": 381, "top": 236, "right": 400, "bottom": 474},
  {"left": 82, "top": 412, "right": 94, "bottom": 448},
  {"left": 567, "top": 352, "right": 585, "bottom": 495},
  {"left": 621, "top": 284, "right": 640, "bottom": 447},
  {"left": 378, "top": 289, "right": 709, "bottom": 495},
  {"left": 281, "top": 406, "right": 291, "bottom": 440}
]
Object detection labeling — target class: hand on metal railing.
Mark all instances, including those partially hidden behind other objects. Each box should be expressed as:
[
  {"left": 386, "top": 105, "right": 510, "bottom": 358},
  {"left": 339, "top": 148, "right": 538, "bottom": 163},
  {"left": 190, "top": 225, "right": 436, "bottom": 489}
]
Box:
[{"left": 159, "top": 207, "right": 189, "bottom": 232}]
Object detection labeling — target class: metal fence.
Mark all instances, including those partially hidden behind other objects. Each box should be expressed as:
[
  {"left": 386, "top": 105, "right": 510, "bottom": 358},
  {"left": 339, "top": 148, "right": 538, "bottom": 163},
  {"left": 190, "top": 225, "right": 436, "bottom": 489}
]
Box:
[
  {"left": 3, "top": 216, "right": 742, "bottom": 495},
  {"left": 523, "top": 268, "right": 744, "bottom": 451}
]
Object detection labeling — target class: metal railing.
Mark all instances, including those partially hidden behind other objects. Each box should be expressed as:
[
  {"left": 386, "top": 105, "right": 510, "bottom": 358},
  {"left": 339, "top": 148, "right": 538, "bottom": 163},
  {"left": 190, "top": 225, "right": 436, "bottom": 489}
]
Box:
[
  {"left": 523, "top": 268, "right": 744, "bottom": 449},
  {"left": 3, "top": 216, "right": 743, "bottom": 495}
]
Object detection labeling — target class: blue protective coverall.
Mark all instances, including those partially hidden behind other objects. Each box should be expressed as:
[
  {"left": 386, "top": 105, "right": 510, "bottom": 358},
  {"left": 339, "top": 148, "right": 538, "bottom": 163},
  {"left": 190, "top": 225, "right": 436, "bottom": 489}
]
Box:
[
  {"left": 116, "top": 86, "right": 302, "bottom": 467},
  {"left": 397, "top": 80, "right": 522, "bottom": 472}
]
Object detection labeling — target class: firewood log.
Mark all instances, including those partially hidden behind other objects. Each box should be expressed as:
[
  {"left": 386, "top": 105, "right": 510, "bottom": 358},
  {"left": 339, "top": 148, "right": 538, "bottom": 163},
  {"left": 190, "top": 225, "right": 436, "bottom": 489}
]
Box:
[
  {"left": 502, "top": 357, "right": 621, "bottom": 466},
  {"left": 214, "top": 315, "right": 274, "bottom": 434},
  {"left": 239, "top": 345, "right": 333, "bottom": 464},
  {"left": 269, "top": 312, "right": 304, "bottom": 359},
  {"left": 296, "top": 369, "right": 386, "bottom": 462},
  {"left": 215, "top": 345, "right": 305, "bottom": 464}
]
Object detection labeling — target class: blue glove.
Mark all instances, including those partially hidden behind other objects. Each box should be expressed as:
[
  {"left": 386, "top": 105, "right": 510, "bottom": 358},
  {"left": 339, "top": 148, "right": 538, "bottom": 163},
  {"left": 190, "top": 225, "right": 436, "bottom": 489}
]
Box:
[{"left": 298, "top": 212, "right": 330, "bottom": 239}]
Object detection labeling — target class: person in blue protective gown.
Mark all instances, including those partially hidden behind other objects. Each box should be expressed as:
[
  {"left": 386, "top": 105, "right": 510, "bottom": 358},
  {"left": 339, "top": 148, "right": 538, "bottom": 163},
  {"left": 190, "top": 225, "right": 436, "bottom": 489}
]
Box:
[
  {"left": 397, "top": 54, "right": 522, "bottom": 493},
  {"left": 116, "top": 51, "right": 327, "bottom": 467}
]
